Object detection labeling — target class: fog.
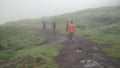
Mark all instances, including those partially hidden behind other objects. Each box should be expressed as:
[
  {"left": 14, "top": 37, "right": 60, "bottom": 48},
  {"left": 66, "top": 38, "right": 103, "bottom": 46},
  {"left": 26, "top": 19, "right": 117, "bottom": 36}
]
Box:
[{"left": 0, "top": 0, "right": 120, "bottom": 24}]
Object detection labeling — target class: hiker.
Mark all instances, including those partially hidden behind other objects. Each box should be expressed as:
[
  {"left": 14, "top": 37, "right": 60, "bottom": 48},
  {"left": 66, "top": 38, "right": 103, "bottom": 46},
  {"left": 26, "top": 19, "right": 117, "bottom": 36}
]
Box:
[
  {"left": 42, "top": 20, "right": 47, "bottom": 33},
  {"left": 66, "top": 22, "right": 69, "bottom": 32},
  {"left": 68, "top": 21, "right": 76, "bottom": 41},
  {"left": 52, "top": 21, "right": 56, "bottom": 35}
]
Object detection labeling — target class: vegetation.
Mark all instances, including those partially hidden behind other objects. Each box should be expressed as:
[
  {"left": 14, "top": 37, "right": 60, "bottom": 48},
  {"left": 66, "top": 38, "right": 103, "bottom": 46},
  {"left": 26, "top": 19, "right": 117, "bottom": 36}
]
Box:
[
  {"left": 0, "top": 24, "right": 62, "bottom": 68},
  {"left": 14, "top": 44, "right": 61, "bottom": 68}
]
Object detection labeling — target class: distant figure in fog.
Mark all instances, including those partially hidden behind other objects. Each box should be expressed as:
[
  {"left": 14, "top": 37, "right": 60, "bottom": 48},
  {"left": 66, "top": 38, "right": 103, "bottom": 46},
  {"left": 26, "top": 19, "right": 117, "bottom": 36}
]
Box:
[
  {"left": 66, "top": 22, "right": 69, "bottom": 32},
  {"left": 42, "top": 20, "right": 47, "bottom": 33},
  {"left": 52, "top": 21, "right": 56, "bottom": 35}
]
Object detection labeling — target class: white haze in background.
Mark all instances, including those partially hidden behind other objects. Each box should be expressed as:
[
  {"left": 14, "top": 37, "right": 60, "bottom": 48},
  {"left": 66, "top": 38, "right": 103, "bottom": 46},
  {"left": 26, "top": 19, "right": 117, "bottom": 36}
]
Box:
[{"left": 0, "top": 0, "right": 120, "bottom": 24}]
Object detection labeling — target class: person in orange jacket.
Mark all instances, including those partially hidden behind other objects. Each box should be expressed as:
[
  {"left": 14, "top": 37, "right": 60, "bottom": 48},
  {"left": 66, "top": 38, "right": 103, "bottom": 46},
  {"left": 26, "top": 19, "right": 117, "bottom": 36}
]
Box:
[{"left": 68, "top": 21, "right": 76, "bottom": 41}]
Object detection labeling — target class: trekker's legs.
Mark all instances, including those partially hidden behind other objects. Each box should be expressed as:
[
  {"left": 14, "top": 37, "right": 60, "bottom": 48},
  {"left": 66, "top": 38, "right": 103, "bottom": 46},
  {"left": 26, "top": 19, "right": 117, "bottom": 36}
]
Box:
[
  {"left": 42, "top": 27, "right": 47, "bottom": 33},
  {"left": 69, "top": 32, "right": 74, "bottom": 41},
  {"left": 53, "top": 28, "right": 56, "bottom": 35}
]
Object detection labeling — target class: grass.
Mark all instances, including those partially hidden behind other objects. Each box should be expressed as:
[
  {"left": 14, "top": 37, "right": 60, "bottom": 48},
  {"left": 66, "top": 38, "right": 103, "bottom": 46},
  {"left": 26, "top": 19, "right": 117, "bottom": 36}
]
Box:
[
  {"left": 101, "top": 45, "right": 120, "bottom": 58},
  {"left": 14, "top": 44, "right": 62, "bottom": 68},
  {"left": 14, "top": 44, "right": 62, "bottom": 57},
  {"left": 0, "top": 20, "right": 64, "bottom": 68},
  {"left": 75, "top": 22, "right": 120, "bottom": 59},
  {"left": 0, "top": 49, "right": 15, "bottom": 62},
  {"left": 0, "top": 25, "right": 47, "bottom": 62},
  {"left": 84, "top": 29, "right": 120, "bottom": 59},
  {"left": 0, "top": 34, "right": 62, "bottom": 68}
]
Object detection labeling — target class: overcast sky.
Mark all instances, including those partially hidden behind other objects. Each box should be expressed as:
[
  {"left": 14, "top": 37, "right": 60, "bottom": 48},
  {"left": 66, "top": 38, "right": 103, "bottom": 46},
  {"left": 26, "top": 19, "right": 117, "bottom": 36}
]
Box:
[{"left": 0, "top": 0, "right": 120, "bottom": 24}]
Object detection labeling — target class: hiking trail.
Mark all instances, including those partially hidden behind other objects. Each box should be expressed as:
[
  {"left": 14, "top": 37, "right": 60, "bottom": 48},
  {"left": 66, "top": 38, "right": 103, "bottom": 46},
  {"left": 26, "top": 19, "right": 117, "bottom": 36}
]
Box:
[{"left": 56, "top": 36, "right": 120, "bottom": 68}]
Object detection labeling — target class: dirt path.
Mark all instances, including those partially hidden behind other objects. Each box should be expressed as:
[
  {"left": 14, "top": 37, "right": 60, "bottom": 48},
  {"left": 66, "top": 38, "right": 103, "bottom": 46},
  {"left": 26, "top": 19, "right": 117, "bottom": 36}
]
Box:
[{"left": 56, "top": 37, "right": 120, "bottom": 68}]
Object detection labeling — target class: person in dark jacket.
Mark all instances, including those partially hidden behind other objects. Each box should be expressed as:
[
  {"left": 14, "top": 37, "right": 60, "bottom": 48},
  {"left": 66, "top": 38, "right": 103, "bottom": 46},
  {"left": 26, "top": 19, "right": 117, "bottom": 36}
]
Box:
[
  {"left": 52, "top": 21, "right": 56, "bottom": 35},
  {"left": 66, "top": 22, "right": 69, "bottom": 32},
  {"left": 42, "top": 20, "right": 47, "bottom": 33}
]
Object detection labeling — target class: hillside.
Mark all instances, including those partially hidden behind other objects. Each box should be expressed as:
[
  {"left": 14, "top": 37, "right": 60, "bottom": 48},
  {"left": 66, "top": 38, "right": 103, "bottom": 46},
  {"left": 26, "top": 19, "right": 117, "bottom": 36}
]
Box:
[{"left": 0, "top": 6, "right": 120, "bottom": 68}]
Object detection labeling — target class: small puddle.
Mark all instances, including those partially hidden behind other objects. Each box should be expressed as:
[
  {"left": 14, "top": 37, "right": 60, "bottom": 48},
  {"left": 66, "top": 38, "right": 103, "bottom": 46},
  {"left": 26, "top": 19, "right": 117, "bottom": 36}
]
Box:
[
  {"left": 80, "top": 59, "right": 103, "bottom": 68},
  {"left": 92, "top": 46, "right": 99, "bottom": 51},
  {"left": 75, "top": 48, "right": 83, "bottom": 53},
  {"left": 80, "top": 59, "right": 115, "bottom": 68}
]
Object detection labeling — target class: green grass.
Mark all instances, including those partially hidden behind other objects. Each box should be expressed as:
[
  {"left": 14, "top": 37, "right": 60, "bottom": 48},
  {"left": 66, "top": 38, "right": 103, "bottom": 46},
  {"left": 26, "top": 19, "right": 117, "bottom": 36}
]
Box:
[
  {"left": 14, "top": 44, "right": 62, "bottom": 57},
  {"left": 14, "top": 44, "right": 62, "bottom": 68},
  {"left": 75, "top": 22, "right": 120, "bottom": 59},
  {"left": 0, "top": 49, "right": 15, "bottom": 62},
  {"left": 86, "top": 30, "right": 120, "bottom": 59},
  {"left": 101, "top": 45, "right": 120, "bottom": 58},
  {"left": 0, "top": 20, "right": 63, "bottom": 68},
  {"left": 0, "top": 25, "right": 47, "bottom": 62}
]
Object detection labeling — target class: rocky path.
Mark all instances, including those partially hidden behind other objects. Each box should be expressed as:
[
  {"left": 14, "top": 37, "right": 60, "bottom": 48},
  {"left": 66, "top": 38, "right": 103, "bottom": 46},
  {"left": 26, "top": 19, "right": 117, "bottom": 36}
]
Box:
[{"left": 56, "top": 37, "right": 119, "bottom": 68}]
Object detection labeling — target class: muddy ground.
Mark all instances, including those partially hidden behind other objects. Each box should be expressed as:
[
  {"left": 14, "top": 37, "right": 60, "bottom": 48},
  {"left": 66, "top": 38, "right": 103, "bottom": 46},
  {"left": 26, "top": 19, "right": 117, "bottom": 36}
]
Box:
[{"left": 56, "top": 36, "right": 120, "bottom": 68}]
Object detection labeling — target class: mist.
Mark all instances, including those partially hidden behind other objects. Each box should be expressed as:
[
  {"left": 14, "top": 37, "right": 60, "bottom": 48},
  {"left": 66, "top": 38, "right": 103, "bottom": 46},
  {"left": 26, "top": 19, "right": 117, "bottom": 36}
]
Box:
[{"left": 0, "top": 0, "right": 120, "bottom": 24}]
